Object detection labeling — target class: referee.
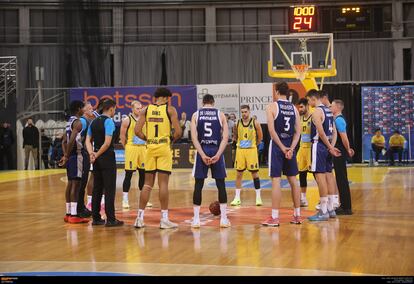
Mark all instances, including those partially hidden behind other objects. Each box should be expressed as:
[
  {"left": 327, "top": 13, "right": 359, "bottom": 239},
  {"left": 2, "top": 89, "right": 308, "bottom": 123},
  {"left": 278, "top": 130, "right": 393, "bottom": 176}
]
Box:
[
  {"left": 86, "top": 98, "right": 124, "bottom": 227},
  {"left": 331, "top": 99, "right": 354, "bottom": 215}
]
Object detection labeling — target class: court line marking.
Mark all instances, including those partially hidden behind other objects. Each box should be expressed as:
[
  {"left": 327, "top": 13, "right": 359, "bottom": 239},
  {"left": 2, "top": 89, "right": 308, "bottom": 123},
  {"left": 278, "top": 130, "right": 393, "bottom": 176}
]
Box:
[{"left": 0, "top": 260, "right": 379, "bottom": 276}]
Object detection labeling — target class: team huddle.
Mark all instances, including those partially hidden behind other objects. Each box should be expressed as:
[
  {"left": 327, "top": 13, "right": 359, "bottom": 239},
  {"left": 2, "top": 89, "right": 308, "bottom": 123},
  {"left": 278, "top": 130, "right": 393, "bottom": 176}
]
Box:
[{"left": 61, "top": 82, "right": 350, "bottom": 228}]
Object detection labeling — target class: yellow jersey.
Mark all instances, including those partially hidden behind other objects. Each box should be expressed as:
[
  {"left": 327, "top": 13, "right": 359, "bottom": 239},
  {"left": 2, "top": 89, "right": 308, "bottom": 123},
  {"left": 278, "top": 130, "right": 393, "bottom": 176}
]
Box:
[
  {"left": 300, "top": 114, "right": 312, "bottom": 147},
  {"left": 126, "top": 114, "right": 146, "bottom": 146},
  {"left": 389, "top": 134, "right": 405, "bottom": 147},
  {"left": 145, "top": 103, "right": 171, "bottom": 147},
  {"left": 371, "top": 135, "right": 385, "bottom": 145},
  {"left": 236, "top": 118, "right": 257, "bottom": 149}
]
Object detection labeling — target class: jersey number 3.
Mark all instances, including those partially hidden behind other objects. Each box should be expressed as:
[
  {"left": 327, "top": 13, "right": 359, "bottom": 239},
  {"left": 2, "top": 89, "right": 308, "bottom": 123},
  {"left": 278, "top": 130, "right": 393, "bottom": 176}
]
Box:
[{"left": 284, "top": 117, "right": 291, "bottom": 131}]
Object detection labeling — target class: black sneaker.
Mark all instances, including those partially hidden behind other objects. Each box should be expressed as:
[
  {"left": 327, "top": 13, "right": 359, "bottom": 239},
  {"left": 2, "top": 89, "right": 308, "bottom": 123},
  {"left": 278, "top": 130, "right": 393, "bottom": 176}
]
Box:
[
  {"left": 92, "top": 218, "right": 106, "bottom": 226},
  {"left": 79, "top": 208, "right": 92, "bottom": 218},
  {"left": 105, "top": 219, "right": 124, "bottom": 227},
  {"left": 335, "top": 207, "right": 353, "bottom": 215}
]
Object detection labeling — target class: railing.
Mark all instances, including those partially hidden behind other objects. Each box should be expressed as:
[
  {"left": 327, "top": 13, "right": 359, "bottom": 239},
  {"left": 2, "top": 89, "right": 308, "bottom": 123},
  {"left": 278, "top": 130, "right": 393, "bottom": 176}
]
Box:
[{"left": 0, "top": 56, "right": 17, "bottom": 108}]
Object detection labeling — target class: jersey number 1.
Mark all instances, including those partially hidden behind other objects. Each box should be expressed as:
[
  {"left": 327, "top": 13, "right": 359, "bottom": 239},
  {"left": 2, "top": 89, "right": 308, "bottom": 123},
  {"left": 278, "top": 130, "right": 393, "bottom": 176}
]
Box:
[{"left": 154, "top": 124, "right": 159, "bottom": 137}]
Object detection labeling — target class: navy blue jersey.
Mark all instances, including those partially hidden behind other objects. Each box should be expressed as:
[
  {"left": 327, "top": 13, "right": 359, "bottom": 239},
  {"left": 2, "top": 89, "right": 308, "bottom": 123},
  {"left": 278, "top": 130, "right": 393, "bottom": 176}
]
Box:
[
  {"left": 274, "top": 99, "right": 296, "bottom": 142},
  {"left": 311, "top": 104, "right": 334, "bottom": 142},
  {"left": 66, "top": 116, "right": 83, "bottom": 156},
  {"left": 195, "top": 107, "right": 222, "bottom": 146}
]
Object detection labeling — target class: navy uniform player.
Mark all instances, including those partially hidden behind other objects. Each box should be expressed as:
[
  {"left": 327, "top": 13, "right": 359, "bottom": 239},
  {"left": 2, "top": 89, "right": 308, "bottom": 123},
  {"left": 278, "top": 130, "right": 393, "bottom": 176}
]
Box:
[
  {"left": 307, "top": 91, "right": 341, "bottom": 221},
  {"left": 262, "top": 82, "right": 302, "bottom": 227},
  {"left": 190, "top": 94, "right": 230, "bottom": 228}
]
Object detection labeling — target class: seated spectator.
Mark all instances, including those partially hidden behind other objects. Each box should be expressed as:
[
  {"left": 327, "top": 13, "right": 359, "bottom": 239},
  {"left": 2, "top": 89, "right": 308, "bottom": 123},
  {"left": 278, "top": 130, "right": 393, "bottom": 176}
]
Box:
[
  {"left": 388, "top": 130, "right": 405, "bottom": 166},
  {"left": 371, "top": 128, "right": 386, "bottom": 166}
]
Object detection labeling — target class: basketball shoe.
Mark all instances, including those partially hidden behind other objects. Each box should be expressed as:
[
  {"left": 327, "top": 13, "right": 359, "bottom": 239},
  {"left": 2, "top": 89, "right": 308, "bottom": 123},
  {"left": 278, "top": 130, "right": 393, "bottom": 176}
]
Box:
[
  {"left": 290, "top": 215, "right": 303, "bottom": 224},
  {"left": 308, "top": 210, "right": 329, "bottom": 222},
  {"left": 160, "top": 218, "right": 178, "bottom": 229},
  {"left": 262, "top": 216, "right": 280, "bottom": 227},
  {"left": 220, "top": 218, "right": 231, "bottom": 228},
  {"left": 134, "top": 218, "right": 145, "bottom": 228},
  {"left": 230, "top": 197, "right": 241, "bottom": 206}
]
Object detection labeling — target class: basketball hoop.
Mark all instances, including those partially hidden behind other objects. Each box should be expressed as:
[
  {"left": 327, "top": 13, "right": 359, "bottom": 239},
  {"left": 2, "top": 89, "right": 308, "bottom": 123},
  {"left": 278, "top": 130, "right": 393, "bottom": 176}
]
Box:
[{"left": 292, "top": 64, "right": 309, "bottom": 81}]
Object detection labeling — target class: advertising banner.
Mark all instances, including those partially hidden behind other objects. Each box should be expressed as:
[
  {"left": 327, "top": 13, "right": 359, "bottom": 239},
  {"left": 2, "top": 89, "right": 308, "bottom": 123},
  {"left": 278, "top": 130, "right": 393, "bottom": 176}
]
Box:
[{"left": 196, "top": 84, "right": 240, "bottom": 118}]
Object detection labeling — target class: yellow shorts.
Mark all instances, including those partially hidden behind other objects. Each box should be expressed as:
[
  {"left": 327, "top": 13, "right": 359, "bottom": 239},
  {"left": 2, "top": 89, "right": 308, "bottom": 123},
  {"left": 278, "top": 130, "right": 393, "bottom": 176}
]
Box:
[
  {"left": 235, "top": 147, "right": 259, "bottom": 172},
  {"left": 124, "top": 144, "right": 146, "bottom": 170},
  {"left": 297, "top": 145, "right": 311, "bottom": 172},
  {"left": 145, "top": 144, "right": 172, "bottom": 174}
]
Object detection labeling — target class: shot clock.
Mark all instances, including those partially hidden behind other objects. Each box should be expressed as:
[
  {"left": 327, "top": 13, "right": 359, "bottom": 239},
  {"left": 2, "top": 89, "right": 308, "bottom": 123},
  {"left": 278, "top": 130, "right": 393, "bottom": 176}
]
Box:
[{"left": 289, "top": 5, "right": 317, "bottom": 33}]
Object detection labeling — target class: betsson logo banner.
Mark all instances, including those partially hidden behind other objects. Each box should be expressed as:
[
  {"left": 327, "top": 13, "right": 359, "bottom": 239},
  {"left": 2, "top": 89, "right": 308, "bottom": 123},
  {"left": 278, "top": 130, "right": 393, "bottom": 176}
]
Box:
[{"left": 69, "top": 86, "right": 198, "bottom": 124}]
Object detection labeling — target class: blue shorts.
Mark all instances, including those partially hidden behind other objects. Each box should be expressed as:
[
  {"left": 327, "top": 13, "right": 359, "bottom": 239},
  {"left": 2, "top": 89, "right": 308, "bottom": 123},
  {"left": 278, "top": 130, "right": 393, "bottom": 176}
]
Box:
[
  {"left": 268, "top": 142, "right": 298, "bottom": 178},
  {"left": 192, "top": 145, "right": 226, "bottom": 179},
  {"left": 310, "top": 141, "right": 333, "bottom": 173},
  {"left": 67, "top": 153, "right": 83, "bottom": 180}
]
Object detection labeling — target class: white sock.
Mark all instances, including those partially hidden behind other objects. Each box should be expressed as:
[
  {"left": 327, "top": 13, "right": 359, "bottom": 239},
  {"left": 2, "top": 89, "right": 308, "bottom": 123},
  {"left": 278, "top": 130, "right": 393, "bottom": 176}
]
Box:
[
  {"left": 66, "top": 203, "right": 71, "bottom": 214},
  {"left": 123, "top": 192, "right": 129, "bottom": 202},
  {"left": 138, "top": 209, "right": 145, "bottom": 220},
  {"left": 193, "top": 206, "right": 200, "bottom": 222},
  {"left": 87, "top": 195, "right": 92, "bottom": 204},
  {"left": 294, "top": 207, "right": 301, "bottom": 217},
  {"left": 161, "top": 210, "right": 168, "bottom": 220},
  {"left": 334, "top": 194, "right": 339, "bottom": 204},
  {"left": 327, "top": 195, "right": 335, "bottom": 211},
  {"left": 220, "top": 204, "right": 227, "bottom": 219},
  {"left": 301, "top": 193, "right": 306, "bottom": 200},
  {"left": 320, "top": 197, "right": 328, "bottom": 214},
  {"left": 70, "top": 202, "right": 77, "bottom": 216},
  {"left": 235, "top": 189, "right": 241, "bottom": 199},
  {"left": 272, "top": 209, "right": 279, "bottom": 219},
  {"left": 101, "top": 195, "right": 105, "bottom": 205},
  {"left": 255, "top": 189, "right": 261, "bottom": 198}
]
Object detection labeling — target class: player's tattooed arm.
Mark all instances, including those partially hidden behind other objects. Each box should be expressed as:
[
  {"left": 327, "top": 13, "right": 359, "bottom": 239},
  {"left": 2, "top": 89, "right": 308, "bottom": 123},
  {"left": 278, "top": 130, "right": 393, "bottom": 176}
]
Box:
[
  {"left": 190, "top": 112, "right": 210, "bottom": 165},
  {"left": 168, "top": 106, "right": 182, "bottom": 143},
  {"left": 255, "top": 119, "right": 263, "bottom": 146},
  {"left": 135, "top": 107, "right": 147, "bottom": 141},
  {"left": 211, "top": 111, "right": 229, "bottom": 164},
  {"left": 266, "top": 103, "right": 288, "bottom": 154},
  {"left": 120, "top": 115, "right": 130, "bottom": 148}
]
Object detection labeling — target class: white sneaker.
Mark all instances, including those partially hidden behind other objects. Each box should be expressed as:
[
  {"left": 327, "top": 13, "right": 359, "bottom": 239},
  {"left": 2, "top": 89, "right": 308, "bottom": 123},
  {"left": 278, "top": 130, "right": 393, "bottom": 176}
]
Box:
[
  {"left": 374, "top": 161, "right": 379, "bottom": 166},
  {"left": 333, "top": 202, "right": 340, "bottom": 210},
  {"left": 160, "top": 218, "right": 178, "bottom": 229},
  {"left": 146, "top": 202, "right": 153, "bottom": 208},
  {"left": 134, "top": 218, "right": 145, "bottom": 228},
  {"left": 300, "top": 198, "right": 308, "bottom": 207},
  {"left": 220, "top": 218, "right": 231, "bottom": 228},
  {"left": 191, "top": 219, "right": 201, "bottom": 228},
  {"left": 122, "top": 200, "right": 130, "bottom": 209}
]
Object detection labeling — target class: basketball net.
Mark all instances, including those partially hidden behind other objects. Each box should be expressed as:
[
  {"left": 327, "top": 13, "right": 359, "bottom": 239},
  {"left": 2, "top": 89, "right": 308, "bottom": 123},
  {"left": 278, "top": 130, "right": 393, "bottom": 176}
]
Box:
[{"left": 292, "top": 64, "right": 309, "bottom": 81}]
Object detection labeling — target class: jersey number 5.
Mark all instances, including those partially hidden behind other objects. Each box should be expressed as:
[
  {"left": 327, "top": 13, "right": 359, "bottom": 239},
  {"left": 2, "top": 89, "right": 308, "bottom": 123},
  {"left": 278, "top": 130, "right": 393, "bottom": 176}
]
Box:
[{"left": 204, "top": 122, "right": 212, "bottom": 137}]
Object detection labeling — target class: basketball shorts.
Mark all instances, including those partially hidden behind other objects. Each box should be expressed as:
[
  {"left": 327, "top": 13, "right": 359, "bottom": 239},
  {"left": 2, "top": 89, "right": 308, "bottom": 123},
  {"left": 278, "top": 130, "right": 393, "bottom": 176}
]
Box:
[
  {"left": 297, "top": 145, "right": 311, "bottom": 172},
  {"left": 268, "top": 141, "right": 298, "bottom": 178},
  {"left": 67, "top": 153, "right": 83, "bottom": 180},
  {"left": 310, "top": 141, "right": 333, "bottom": 173},
  {"left": 235, "top": 147, "right": 259, "bottom": 172},
  {"left": 124, "top": 144, "right": 146, "bottom": 170},
  {"left": 192, "top": 145, "right": 226, "bottom": 179},
  {"left": 145, "top": 144, "right": 172, "bottom": 174}
]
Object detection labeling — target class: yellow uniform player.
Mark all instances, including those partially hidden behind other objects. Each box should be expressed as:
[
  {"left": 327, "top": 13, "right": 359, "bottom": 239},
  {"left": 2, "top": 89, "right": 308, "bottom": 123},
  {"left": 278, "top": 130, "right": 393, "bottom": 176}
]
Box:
[{"left": 230, "top": 105, "right": 263, "bottom": 206}]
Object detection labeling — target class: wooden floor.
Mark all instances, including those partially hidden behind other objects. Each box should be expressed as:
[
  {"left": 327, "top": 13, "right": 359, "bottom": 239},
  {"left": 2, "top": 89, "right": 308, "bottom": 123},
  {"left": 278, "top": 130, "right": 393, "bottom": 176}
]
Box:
[{"left": 0, "top": 166, "right": 413, "bottom": 276}]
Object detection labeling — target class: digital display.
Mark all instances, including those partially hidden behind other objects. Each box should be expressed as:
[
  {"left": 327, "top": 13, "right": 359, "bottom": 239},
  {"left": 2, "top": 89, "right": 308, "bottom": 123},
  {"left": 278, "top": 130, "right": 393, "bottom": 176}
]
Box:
[
  {"left": 289, "top": 5, "right": 317, "bottom": 33},
  {"left": 334, "top": 7, "right": 370, "bottom": 30}
]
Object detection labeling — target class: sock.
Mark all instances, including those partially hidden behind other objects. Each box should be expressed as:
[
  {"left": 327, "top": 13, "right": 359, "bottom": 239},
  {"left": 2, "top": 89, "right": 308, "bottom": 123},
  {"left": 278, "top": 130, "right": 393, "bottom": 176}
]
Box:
[
  {"left": 161, "top": 210, "right": 168, "bottom": 220},
  {"left": 220, "top": 204, "right": 227, "bottom": 219},
  {"left": 271, "top": 209, "right": 279, "bottom": 219},
  {"left": 327, "top": 195, "right": 335, "bottom": 211},
  {"left": 235, "top": 189, "right": 241, "bottom": 199},
  {"left": 193, "top": 206, "right": 200, "bottom": 222},
  {"left": 138, "top": 209, "right": 145, "bottom": 220},
  {"left": 301, "top": 193, "right": 306, "bottom": 200},
  {"left": 320, "top": 196, "right": 328, "bottom": 214},
  {"left": 334, "top": 194, "right": 339, "bottom": 204},
  {"left": 101, "top": 195, "right": 105, "bottom": 205},
  {"left": 123, "top": 192, "right": 129, "bottom": 202},
  {"left": 87, "top": 195, "right": 92, "bottom": 204},
  {"left": 70, "top": 202, "right": 77, "bottom": 216},
  {"left": 66, "top": 203, "right": 71, "bottom": 214},
  {"left": 255, "top": 189, "right": 261, "bottom": 198},
  {"left": 294, "top": 207, "right": 301, "bottom": 217}
]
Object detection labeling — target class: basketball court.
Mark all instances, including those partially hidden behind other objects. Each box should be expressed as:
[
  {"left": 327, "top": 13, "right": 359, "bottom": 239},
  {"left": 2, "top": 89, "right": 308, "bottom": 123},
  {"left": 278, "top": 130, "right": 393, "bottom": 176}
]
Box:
[{"left": 0, "top": 0, "right": 414, "bottom": 280}]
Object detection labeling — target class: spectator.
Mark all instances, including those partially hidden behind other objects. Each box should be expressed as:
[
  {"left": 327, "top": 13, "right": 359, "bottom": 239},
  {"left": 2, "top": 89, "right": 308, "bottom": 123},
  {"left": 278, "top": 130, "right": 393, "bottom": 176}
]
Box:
[
  {"left": 51, "top": 133, "right": 64, "bottom": 168},
  {"left": 0, "top": 122, "right": 14, "bottom": 170},
  {"left": 226, "top": 113, "right": 235, "bottom": 143},
  {"left": 388, "top": 130, "right": 405, "bottom": 166},
  {"left": 371, "top": 128, "right": 386, "bottom": 166},
  {"left": 23, "top": 118, "right": 39, "bottom": 170},
  {"left": 40, "top": 129, "right": 51, "bottom": 169},
  {"left": 179, "top": 112, "right": 191, "bottom": 143}
]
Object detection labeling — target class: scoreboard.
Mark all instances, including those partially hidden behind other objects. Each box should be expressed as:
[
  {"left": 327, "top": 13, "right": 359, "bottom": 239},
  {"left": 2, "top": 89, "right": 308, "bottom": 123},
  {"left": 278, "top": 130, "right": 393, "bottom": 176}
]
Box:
[{"left": 289, "top": 5, "right": 317, "bottom": 33}]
